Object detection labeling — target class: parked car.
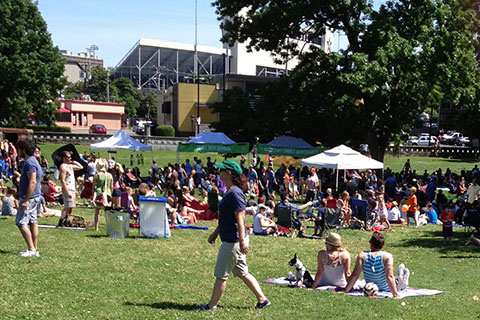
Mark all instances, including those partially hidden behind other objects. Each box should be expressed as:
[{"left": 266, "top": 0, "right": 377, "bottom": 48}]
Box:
[
  {"left": 406, "top": 136, "right": 438, "bottom": 146},
  {"left": 89, "top": 124, "right": 107, "bottom": 134},
  {"left": 454, "top": 136, "right": 472, "bottom": 146},
  {"left": 441, "top": 131, "right": 464, "bottom": 145}
]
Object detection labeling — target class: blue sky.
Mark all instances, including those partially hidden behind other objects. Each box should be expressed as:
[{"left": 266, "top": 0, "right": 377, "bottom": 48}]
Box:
[
  {"left": 38, "top": 0, "right": 223, "bottom": 67},
  {"left": 38, "top": 1, "right": 382, "bottom": 68}
]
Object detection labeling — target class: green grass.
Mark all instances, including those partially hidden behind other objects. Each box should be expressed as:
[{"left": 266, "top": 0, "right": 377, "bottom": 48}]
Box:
[
  {"left": 3, "top": 143, "right": 480, "bottom": 318},
  {"left": 1, "top": 212, "right": 479, "bottom": 319}
]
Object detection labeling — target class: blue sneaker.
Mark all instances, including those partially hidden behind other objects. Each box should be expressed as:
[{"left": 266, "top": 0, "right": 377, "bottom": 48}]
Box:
[
  {"left": 194, "top": 303, "right": 217, "bottom": 311},
  {"left": 255, "top": 299, "right": 271, "bottom": 309}
]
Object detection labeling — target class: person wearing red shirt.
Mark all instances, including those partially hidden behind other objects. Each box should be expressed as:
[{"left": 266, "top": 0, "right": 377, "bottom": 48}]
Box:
[{"left": 439, "top": 205, "right": 455, "bottom": 243}]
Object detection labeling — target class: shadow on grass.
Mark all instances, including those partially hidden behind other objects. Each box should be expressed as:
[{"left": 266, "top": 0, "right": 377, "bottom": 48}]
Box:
[
  {"left": 124, "top": 301, "right": 198, "bottom": 311},
  {"left": 0, "top": 249, "right": 11, "bottom": 254},
  {"left": 392, "top": 230, "right": 480, "bottom": 255},
  {"left": 124, "top": 301, "right": 250, "bottom": 311},
  {"left": 440, "top": 255, "right": 480, "bottom": 259}
]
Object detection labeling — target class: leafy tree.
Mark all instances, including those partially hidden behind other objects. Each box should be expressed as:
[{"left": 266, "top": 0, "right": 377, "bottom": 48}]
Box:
[
  {"left": 213, "top": 0, "right": 480, "bottom": 160},
  {"left": 62, "top": 81, "right": 84, "bottom": 100},
  {"left": 0, "top": 0, "right": 66, "bottom": 127},
  {"left": 137, "top": 91, "right": 158, "bottom": 120},
  {"left": 210, "top": 87, "right": 261, "bottom": 144}
]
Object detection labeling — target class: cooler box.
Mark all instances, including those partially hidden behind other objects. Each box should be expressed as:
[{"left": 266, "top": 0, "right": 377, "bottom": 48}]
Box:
[
  {"left": 139, "top": 196, "right": 170, "bottom": 238},
  {"left": 105, "top": 207, "right": 130, "bottom": 239}
]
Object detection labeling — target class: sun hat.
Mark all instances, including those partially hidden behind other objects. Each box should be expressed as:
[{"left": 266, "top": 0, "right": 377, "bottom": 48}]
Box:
[
  {"left": 392, "top": 201, "right": 398, "bottom": 207},
  {"left": 258, "top": 204, "right": 269, "bottom": 211},
  {"left": 215, "top": 160, "right": 242, "bottom": 176},
  {"left": 325, "top": 232, "right": 342, "bottom": 247}
]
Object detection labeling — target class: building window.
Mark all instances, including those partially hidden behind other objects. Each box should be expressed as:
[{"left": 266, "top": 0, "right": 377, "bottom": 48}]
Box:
[
  {"left": 256, "top": 65, "right": 286, "bottom": 78},
  {"left": 56, "top": 113, "right": 71, "bottom": 122},
  {"left": 72, "top": 113, "right": 77, "bottom": 125},
  {"left": 79, "top": 112, "right": 82, "bottom": 126},
  {"left": 84, "top": 113, "right": 88, "bottom": 126}
]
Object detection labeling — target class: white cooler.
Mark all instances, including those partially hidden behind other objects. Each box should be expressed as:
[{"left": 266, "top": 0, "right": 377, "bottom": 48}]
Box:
[{"left": 139, "top": 196, "right": 170, "bottom": 238}]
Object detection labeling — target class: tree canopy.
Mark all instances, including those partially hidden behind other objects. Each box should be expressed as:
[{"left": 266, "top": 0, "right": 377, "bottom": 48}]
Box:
[
  {"left": 0, "top": 0, "right": 66, "bottom": 127},
  {"left": 213, "top": 0, "right": 480, "bottom": 160}
]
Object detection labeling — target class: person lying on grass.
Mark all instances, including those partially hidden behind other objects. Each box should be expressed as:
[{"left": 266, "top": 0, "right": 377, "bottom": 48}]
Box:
[{"left": 344, "top": 231, "right": 400, "bottom": 298}]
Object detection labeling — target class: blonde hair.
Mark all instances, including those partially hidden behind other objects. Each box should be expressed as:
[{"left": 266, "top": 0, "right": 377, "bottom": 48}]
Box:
[
  {"left": 326, "top": 243, "right": 344, "bottom": 252},
  {"left": 95, "top": 158, "right": 107, "bottom": 172},
  {"left": 410, "top": 186, "right": 417, "bottom": 193}
]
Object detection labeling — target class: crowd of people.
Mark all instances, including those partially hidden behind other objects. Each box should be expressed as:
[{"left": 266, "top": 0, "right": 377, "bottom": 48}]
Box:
[{"left": 1, "top": 139, "right": 479, "bottom": 307}]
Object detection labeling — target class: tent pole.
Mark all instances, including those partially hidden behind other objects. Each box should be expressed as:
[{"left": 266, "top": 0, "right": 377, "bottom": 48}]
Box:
[{"left": 335, "top": 165, "right": 339, "bottom": 191}]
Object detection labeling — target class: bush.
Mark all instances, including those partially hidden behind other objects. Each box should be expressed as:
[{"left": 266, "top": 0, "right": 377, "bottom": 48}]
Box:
[
  {"left": 155, "top": 125, "right": 175, "bottom": 137},
  {"left": 26, "top": 124, "right": 71, "bottom": 132}
]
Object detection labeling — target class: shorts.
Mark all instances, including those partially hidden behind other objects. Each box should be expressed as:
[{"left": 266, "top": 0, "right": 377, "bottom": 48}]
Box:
[
  {"left": 407, "top": 211, "right": 416, "bottom": 218},
  {"left": 112, "top": 189, "right": 122, "bottom": 197},
  {"left": 254, "top": 229, "right": 269, "bottom": 236},
  {"left": 16, "top": 197, "right": 41, "bottom": 227},
  {"left": 214, "top": 239, "right": 249, "bottom": 280},
  {"left": 62, "top": 190, "right": 76, "bottom": 209},
  {"left": 443, "top": 229, "right": 453, "bottom": 237}
]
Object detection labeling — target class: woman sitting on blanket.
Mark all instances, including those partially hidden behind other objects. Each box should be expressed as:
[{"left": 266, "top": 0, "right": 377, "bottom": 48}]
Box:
[{"left": 311, "top": 233, "right": 351, "bottom": 288}]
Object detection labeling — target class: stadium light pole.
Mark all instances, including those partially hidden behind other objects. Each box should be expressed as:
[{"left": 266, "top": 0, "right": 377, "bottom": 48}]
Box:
[{"left": 195, "top": 0, "right": 200, "bottom": 136}]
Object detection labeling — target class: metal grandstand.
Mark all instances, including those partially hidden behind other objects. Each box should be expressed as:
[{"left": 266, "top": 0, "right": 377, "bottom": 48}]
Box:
[{"left": 114, "top": 39, "right": 228, "bottom": 91}]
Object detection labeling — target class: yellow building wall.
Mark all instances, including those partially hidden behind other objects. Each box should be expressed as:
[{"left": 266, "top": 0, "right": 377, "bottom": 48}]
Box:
[{"left": 176, "top": 83, "right": 218, "bottom": 133}]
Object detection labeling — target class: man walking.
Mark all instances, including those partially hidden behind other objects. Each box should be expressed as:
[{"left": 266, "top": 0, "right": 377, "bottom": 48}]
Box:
[{"left": 16, "top": 140, "right": 42, "bottom": 257}]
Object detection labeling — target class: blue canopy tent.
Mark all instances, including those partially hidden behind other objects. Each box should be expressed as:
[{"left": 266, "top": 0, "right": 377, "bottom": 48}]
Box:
[
  {"left": 90, "top": 130, "right": 153, "bottom": 165},
  {"left": 257, "top": 135, "right": 323, "bottom": 158},
  {"left": 176, "top": 132, "right": 249, "bottom": 163}
]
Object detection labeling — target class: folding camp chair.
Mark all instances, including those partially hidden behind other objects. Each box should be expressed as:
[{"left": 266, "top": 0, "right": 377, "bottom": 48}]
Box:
[
  {"left": 352, "top": 199, "right": 371, "bottom": 229},
  {"left": 207, "top": 191, "right": 219, "bottom": 220},
  {"left": 323, "top": 208, "right": 342, "bottom": 235},
  {"left": 274, "top": 205, "right": 302, "bottom": 238},
  {"left": 464, "top": 208, "right": 480, "bottom": 234}
]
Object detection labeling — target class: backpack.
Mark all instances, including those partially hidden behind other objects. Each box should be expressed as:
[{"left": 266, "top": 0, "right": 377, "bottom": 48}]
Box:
[{"left": 63, "top": 215, "right": 87, "bottom": 228}]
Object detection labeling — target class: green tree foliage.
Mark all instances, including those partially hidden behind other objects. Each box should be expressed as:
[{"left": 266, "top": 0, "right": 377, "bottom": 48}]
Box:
[
  {"left": 112, "top": 77, "right": 140, "bottom": 117},
  {"left": 210, "top": 87, "right": 261, "bottom": 145},
  {"left": 0, "top": 0, "right": 66, "bottom": 127},
  {"left": 213, "top": 0, "right": 480, "bottom": 160},
  {"left": 138, "top": 91, "right": 158, "bottom": 120}
]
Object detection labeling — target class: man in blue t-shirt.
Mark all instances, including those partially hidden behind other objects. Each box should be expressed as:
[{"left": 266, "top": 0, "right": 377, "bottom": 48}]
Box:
[
  {"left": 425, "top": 202, "right": 438, "bottom": 224},
  {"left": 16, "top": 140, "right": 43, "bottom": 258}
]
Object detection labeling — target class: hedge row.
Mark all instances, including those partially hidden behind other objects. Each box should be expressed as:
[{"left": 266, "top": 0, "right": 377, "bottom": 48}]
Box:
[
  {"left": 155, "top": 125, "right": 175, "bottom": 137},
  {"left": 26, "top": 124, "right": 71, "bottom": 132}
]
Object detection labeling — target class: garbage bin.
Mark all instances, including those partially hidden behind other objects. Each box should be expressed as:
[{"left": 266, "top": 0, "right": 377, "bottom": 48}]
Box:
[
  {"left": 105, "top": 207, "right": 130, "bottom": 239},
  {"left": 139, "top": 196, "right": 170, "bottom": 238}
]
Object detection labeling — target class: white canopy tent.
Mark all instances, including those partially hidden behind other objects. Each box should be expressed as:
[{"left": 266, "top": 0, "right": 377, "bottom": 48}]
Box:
[
  {"left": 300, "top": 144, "right": 384, "bottom": 189},
  {"left": 90, "top": 130, "right": 153, "bottom": 165}
]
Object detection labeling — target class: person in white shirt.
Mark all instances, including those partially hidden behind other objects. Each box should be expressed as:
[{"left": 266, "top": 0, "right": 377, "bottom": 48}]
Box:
[
  {"left": 253, "top": 204, "right": 278, "bottom": 235},
  {"left": 388, "top": 201, "right": 402, "bottom": 224}
]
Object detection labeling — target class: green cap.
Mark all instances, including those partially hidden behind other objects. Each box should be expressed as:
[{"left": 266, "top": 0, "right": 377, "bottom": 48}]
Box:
[{"left": 215, "top": 160, "right": 243, "bottom": 176}]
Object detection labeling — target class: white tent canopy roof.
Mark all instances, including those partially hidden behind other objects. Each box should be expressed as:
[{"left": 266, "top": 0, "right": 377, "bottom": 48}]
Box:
[
  {"left": 300, "top": 144, "right": 383, "bottom": 170},
  {"left": 90, "top": 130, "right": 152, "bottom": 151}
]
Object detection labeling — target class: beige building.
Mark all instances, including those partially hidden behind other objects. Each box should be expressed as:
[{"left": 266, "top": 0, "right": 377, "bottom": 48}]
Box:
[
  {"left": 158, "top": 83, "right": 218, "bottom": 136},
  {"left": 56, "top": 99, "right": 125, "bottom": 132}
]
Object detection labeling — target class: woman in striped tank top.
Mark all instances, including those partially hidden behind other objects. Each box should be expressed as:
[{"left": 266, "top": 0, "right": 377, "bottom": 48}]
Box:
[{"left": 344, "top": 232, "right": 399, "bottom": 298}]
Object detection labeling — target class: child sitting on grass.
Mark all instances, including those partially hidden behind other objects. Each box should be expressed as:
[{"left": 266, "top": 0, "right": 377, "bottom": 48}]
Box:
[
  {"left": 439, "top": 204, "right": 454, "bottom": 244},
  {"left": 1, "top": 187, "right": 18, "bottom": 216}
]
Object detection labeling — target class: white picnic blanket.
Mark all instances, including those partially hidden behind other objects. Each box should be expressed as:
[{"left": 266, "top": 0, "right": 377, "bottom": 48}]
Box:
[{"left": 263, "top": 277, "right": 443, "bottom": 299}]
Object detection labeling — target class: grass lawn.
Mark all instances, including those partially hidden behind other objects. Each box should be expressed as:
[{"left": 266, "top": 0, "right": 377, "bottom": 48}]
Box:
[
  {"left": 1, "top": 211, "right": 479, "bottom": 319},
  {"left": 3, "top": 143, "right": 478, "bottom": 319}
]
